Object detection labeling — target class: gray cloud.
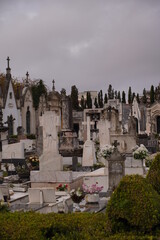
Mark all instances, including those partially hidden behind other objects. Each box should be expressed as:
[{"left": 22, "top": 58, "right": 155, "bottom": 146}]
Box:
[{"left": 0, "top": 0, "right": 160, "bottom": 95}]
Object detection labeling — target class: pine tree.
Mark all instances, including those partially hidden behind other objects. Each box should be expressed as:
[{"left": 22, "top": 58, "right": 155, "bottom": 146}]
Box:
[
  {"left": 142, "top": 88, "right": 147, "bottom": 104},
  {"left": 128, "top": 86, "right": 132, "bottom": 104},
  {"left": 94, "top": 97, "right": 98, "bottom": 108},
  {"left": 71, "top": 85, "right": 79, "bottom": 110},
  {"left": 122, "top": 91, "right": 126, "bottom": 103},
  {"left": 104, "top": 93, "right": 108, "bottom": 104},
  {"left": 150, "top": 85, "right": 155, "bottom": 104},
  {"left": 86, "top": 91, "right": 92, "bottom": 108}
]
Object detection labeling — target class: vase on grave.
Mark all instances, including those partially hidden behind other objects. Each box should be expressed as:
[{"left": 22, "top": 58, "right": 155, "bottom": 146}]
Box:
[{"left": 85, "top": 193, "right": 99, "bottom": 204}]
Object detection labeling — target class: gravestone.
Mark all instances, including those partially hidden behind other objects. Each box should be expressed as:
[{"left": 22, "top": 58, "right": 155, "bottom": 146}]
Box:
[
  {"left": 39, "top": 111, "right": 62, "bottom": 171},
  {"left": 98, "top": 119, "right": 111, "bottom": 148},
  {"left": 61, "top": 93, "right": 72, "bottom": 131},
  {"left": 82, "top": 116, "right": 96, "bottom": 166},
  {"left": 107, "top": 148, "right": 125, "bottom": 196},
  {"left": 28, "top": 188, "right": 56, "bottom": 204}
]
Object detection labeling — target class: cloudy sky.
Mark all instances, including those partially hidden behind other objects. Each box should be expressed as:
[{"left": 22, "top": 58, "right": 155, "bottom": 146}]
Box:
[{"left": 0, "top": 0, "right": 160, "bottom": 95}]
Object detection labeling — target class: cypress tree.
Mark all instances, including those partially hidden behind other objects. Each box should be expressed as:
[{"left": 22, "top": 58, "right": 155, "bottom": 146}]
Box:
[
  {"left": 132, "top": 92, "right": 135, "bottom": 103},
  {"left": 118, "top": 91, "right": 121, "bottom": 102},
  {"left": 86, "top": 91, "right": 92, "bottom": 108},
  {"left": 104, "top": 93, "right": 108, "bottom": 104},
  {"left": 94, "top": 97, "right": 98, "bottom": 108},
  {"left": 31, "top": 79, "right": 47, "bottom": 110},
  {"left": 142, "top": 88, "right": 147, "bottom": 104},
  {"left": 71, "top": 85, "right": 79, "bottom": 110},
  {"left": 114, "top": 90, "right": 118, "bottom": 99},
  {"left": 122, "top": 91, "right": 126, "bottom": 103},
  {"left": 150, "top": 85, "right": 155, "bottom": 104},
  {"left": 98, "top": 90, "right": 103, "bottom": 108},
  {"left": 80, "top": 95, "right": 85, "bottom": 109},
  {"left": 136, "top": 93, "right": 140, "bottom": 103},
  {"left": 108, "top": 84, "right": 114, "bottom": 99},
  {"left": 128, "top": 86, "right": 132, "bottom": 104}
]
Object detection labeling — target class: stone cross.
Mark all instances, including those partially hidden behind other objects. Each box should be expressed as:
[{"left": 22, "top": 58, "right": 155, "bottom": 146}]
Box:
[
  {"left": 7, "top": 56, "right": 10, "bottom": 69},
  {"left": 82, "top": 116, "right": 94, "bottom": 141},
  {"left": 52, "top": 79, "right": 55, "bottom": 91},
  {"left": 113, "top": 140, "right": 120, "bottom": 148}
]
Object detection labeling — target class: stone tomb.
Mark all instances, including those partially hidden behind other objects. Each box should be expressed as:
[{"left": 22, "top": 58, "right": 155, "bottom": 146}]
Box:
[
  {"left": 39, "top": 111, "right": 62, "bottom": 171},
  {"left": 106, "top": 148, "right": 125, "bottom": 196},
  {"left": 125, "top": 154, "right": 145, "bottom": 175},
  {"left": 28, "top": 188, "right": 56, "bottom": 204},
  {"left": 30, "top": 111, "right": 83, "bottom": 190}
]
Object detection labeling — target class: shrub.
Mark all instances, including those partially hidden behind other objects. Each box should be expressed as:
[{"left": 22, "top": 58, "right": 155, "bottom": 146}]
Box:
[
  {"left": 0, "top": 212, "right": 111, "bottom": 240},
  {"left": 106, "top": 174, "right": 160, "bottom": 233},
  {"left": 146, "top": 153, "right": 160, "bottom": 194}
]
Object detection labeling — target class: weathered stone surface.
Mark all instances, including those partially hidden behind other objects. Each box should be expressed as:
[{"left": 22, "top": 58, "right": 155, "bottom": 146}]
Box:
[
  {"left": 28, "top": 188, "right": 56, "bottom": 203},
  {"left": 82, "top": 140, "right": 96, "bottom": 167},
  {"left": 39, "top": 111, "right": 62, "bottom": 171}
]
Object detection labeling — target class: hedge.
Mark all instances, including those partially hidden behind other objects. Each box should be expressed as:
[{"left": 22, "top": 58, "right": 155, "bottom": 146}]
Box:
[
  {"left": 0, "top": 212, "right": 111, "bottom": 240},
  {"left": 106, "top": 174, "right": 160, "bottom": 233},
  {"left": 0, "top": 211, "right": 160, "bottom": 239},
  {"left": 146, "top": 153, "right": 160, "bottom": 194}
]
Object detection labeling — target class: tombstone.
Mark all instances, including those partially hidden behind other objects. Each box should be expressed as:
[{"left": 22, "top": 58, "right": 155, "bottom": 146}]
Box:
[
  {"left": 28, "top": 188, "right": 56, "bottom": 204},
  {"left": 72, "top": 156, "right": 78, "bottom": 171},
  {"left": 82, "top": 116, "right": 96, "bottom": 166},
  {"left": 39, "top": 111, "right": 62, "bottom": 171},
  {"left": 98, "top": 119, "right": 111, "bottom": 148},
  {"left": 61, "top": 94, "right": 72, "bottom": 131},
  {"left": 0, "top": 189, "right": 3, "bottom": 201},
  {"left": 17, "top": 126, "right": 26, "bottom": 141},
  {"left": 107, "top": 148, "right": 125, "bottom": 196}
]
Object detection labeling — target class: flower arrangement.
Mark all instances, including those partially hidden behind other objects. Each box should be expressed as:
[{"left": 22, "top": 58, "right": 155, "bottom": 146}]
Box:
[
  {"left": 56, "top": 184, "right": 68, "bottom": 191},
  {"left": 99, "top": 144, "right": 115, "bottom": 159},
  {"left": 28, "top": 155, "right": 39, "bottom": 166},
  {"left": 70, "top": 188, "right": 84, "bottom": 203},
  {"left": 133, "top": 144, "right": 148, "bottom": 160},
  {"left": 82, "top": 182, "right": 103, "bottom": 194}
]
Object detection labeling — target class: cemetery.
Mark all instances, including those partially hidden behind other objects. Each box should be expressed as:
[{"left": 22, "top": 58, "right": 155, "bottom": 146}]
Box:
[{"left": 1, "top": 58, "right": 160, "bottom": 238}]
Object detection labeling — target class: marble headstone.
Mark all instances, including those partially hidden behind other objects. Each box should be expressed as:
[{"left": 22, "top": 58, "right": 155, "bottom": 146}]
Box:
[
  {"left": 82, "top": 116, "right": 96, "bottom": 166},
  {"left": 39, "top": 111, "right": 62, "bottom": 171}
]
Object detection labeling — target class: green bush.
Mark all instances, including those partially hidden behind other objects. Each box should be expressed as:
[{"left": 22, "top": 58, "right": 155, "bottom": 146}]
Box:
[
  {"left": 146, "top": 153, "right": 160, "bottom": 194},
  {"left": 0, "top": 212, "right": 111, "bottom": 240},
  {"left": 106, "top": 174, "right": 160, "bottom": 233}
]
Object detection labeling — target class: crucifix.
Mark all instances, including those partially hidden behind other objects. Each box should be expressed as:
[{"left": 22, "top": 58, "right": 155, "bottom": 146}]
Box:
[
  {"left": 7, "top": 56, "right": 10, "bottom": 69},
  {"left": 82, "top": 115, "right": 94, "bottom": 141},
  {"left": 113, "top": 140, "right": 120, "bottom": 148},
  {"left": 26, "top": 71, "right": 29, "bottom": 80},
  {"left": 52, "top": 79, "right": 55, "bottom": 91},
  {"left": 26, "top": 71, "right": 29, "bottom": 85}
]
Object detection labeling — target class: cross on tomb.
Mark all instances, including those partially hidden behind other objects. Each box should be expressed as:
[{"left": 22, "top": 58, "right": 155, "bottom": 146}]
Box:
[
  {"left": 113, "top": 140, "right": 120, "bottom": 148},
  {"left": 82, "top": 115, "right": 94, "bottom": 141}
]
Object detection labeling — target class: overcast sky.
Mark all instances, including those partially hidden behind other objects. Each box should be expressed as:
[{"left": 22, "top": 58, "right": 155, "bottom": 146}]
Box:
[{"left": 0, "top": 0, "right": 160, "bottom": 95}]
